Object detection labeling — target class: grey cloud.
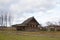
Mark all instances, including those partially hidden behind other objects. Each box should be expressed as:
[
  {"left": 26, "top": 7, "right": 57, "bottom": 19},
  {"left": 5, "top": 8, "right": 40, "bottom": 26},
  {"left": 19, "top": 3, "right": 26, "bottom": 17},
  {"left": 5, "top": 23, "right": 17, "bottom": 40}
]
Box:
[
  {"left": 9, "top": 0, "right": 57, "bottom": 14},
  {"left": 0, "top": 0, "right": 60, "bottom": 25}
]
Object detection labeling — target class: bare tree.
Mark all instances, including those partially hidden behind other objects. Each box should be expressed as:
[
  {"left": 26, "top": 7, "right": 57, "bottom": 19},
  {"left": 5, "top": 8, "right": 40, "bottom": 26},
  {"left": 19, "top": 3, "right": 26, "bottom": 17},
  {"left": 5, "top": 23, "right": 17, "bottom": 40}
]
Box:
[
  {"left": 0, "top": 15, "right": 2, "bottom": 26},
  {"left": 0, "top": 10, "right": 13, "bottom": 27},
  {"left": 8, "top": 13, "right": 12, "bottom": 26},
  {"left": 4, "top": 14, "right": 7, "bottom": 27},
  {"left": 58, "top": 21, "right": 60, "bottom": 25},
  {"left": 4, "top": 13, "right": 12, "bottom": 27},
  {"left": 0, "top": 15, "right": 3, "bottom": 26},
  {"left": 46, "top": 22, "right": 53, "bottom": 26}
]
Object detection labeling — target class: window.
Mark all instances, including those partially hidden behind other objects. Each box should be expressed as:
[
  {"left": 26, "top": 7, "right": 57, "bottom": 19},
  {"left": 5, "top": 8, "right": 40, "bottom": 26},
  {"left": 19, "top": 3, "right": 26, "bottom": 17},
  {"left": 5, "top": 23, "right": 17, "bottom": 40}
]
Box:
[{"left": 32, "top": 25, "right": 33, "bottom": 27}]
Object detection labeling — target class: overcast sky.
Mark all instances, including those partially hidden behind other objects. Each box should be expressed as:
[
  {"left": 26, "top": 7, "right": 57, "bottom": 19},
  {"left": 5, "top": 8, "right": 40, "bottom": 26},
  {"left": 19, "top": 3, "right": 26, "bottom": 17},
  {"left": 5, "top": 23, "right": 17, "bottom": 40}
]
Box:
[{"left": 0, "top": 0, "right": 60, "bottom": 26}]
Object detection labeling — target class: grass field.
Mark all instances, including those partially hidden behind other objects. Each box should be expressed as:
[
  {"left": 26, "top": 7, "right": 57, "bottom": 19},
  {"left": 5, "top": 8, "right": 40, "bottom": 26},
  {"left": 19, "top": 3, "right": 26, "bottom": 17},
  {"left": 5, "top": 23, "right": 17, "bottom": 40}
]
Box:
[{"left": 0, "top": 31, "right": 60, "bottom": 40}]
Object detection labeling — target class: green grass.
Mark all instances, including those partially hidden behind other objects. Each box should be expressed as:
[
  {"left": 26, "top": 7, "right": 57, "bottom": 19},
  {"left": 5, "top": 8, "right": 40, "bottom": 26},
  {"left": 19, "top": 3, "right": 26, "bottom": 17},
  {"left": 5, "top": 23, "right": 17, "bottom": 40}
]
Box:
[{"left": 0, "top": 31, "right": 60, "bottom": 40}]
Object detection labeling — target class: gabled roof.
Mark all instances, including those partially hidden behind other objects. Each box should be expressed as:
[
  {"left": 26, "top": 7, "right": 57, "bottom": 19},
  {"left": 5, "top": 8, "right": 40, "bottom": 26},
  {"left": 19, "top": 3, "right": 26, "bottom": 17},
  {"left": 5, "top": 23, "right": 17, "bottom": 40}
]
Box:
[
  {"left": 12, "top": 17, "right": 39, "bottom": 27},
  {"left": 22, "top": 17, "right": 39, "bottom": 25}
]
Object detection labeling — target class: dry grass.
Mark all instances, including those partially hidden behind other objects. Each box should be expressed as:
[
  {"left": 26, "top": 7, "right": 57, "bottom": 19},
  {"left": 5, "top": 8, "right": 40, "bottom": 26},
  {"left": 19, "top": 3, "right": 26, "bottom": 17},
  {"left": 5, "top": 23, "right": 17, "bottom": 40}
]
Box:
[
  {"left": 0, "top": 31, "right": 60, "bottom": 40},
  {"left": 0, "top": 27, "right": 60, "bottom": 40}
]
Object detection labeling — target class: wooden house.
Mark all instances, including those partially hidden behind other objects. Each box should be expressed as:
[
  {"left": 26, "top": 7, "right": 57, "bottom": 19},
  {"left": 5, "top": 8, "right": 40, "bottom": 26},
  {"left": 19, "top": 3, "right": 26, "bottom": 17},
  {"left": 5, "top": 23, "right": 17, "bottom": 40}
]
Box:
[
  {"left": 12, "top": 17, "right": 41, "bottom": 31},
  {"left": 47, "top": 25, "right": 60, "bottom": 31}
]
